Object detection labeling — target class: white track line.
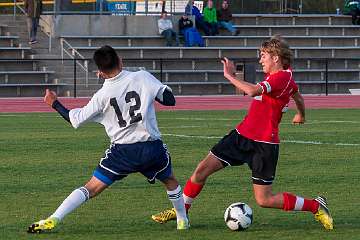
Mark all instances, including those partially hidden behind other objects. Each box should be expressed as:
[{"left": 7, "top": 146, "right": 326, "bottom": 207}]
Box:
[
  {"left": 162, "top": 133, "right": 360, "bottom": 146},
  {"left": 0, "top": 114, "right": 52, "bottom": 117},
  {"left": 163, "top": 134, "right": 219, "bottom": 139},
  {"left": 160, "top": 125, "right": 202, "bottom": 129},
  {"left": 158, "top": 117, "right": 238, "bottom": 121}
]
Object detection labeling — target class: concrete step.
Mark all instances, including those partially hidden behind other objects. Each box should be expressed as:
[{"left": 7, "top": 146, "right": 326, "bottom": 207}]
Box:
[
  {"left": 74, "top": 90, "right": 98, "bottom": 97},
  {"left": 29, "top": 53, "right": 63, "bottom": 59},
  {"left": 32, "top": 48, "right": 51, "bottom": 54},
  {"left": 0, "top": 61, "right": 40, "bottom": 71},
  {"left": 4, "top": 27, "right": 28, "bottom": 33},
  {"left": 58, "top": 74, "right": 94, "bottom": 84},
  {"left": 4, "top": 17, "right": 122, "bottom": 96},
  {"left": 0, "top": 15, "right": 27, "bottom": 21},
  {"left": 14, "top": 31, "right": 49, "bottom": 38},
  {"left": 0, "top": 83, "right": 71, "bottom": 97}
]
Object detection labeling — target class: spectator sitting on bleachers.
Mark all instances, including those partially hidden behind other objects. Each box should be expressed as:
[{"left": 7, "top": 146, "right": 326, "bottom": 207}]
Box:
[
  {"left": 178, "top": 14, "right": 205, "bottom": 47},
  {"left": 203, "top": 0, "right": 219, "bottom": 35},
  {"left": 157, "top": 11, "right": 179, "bottom": 47},
  {"left": 185, "top": 0, "right": 210, "bottom": 35},
  {"left": 217, "top": 0, "right": 239, "bottom": 36},
  {"left": 179, "top": 14, "right": 193, "bottom": 35},
  {"left": 344, "top": 0, "right": 360, "bottom": 25}
]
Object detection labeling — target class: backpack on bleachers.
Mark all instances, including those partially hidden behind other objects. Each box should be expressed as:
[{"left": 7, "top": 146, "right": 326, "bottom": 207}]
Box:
[{"left": 184, "top": 28, "right": 205, "bottom": 47}]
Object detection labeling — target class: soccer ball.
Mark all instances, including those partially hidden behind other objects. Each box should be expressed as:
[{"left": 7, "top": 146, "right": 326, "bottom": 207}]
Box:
[{"left": 224, "top": 202, "right": 253, "bottom": 231}]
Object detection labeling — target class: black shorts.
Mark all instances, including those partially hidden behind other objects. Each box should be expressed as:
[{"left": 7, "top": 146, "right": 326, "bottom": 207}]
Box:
[{"left": 210, "top": 129, "right": 279, "bottom": 185}]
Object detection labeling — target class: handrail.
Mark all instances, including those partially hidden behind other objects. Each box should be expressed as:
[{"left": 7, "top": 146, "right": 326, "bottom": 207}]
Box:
[
  {"left": 0, "top": 58, "right": 358, "bottom": 97},
  {"left": 60, "top": 37, "right": 89, "bottom": 87},
  {"left": 38, "top": 16, "right": 52, "bottom": 52},
  {"left": 13, "top": 0, "right": 52, "bottom": 52}
]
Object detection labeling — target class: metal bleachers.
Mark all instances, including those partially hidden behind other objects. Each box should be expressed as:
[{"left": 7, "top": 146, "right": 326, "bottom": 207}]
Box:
[
  {"left": 0, "top": 46, "right": 32, "bottom": 59},
  {"left": 61, "top": 28, "right": 359, "bottom": 95},
  {"left": 0, "top": 59, "right": 68, "bottom": 97},
  {"left": 0, "top": 22, "right": 69, "bottom": 97},
  {"left": 61, "top": 35, "right": 360, "bottom": 48},
  {"left": 231, "top": 14, "right": 354, "bottom": 25},
  {"left": 0, "top": 83, "right": 68, "bottom": 97},
  {"left": 0, "top": 24, "right": 7, "bottom": 35},
  {"left": 68, "top": 45, "right": 360, "bottom": 59},
  {"left": 0, "top": 70, "right": 55, "bottom": 84},
  {"left": 0, "top": 36, "right": 19, "bottom": 47},
  {"left": 232, "top": 25, "right": 360, "bottom": 36},
  {"left": 2, "top": 14, "right": 360, "bottom": 96}
]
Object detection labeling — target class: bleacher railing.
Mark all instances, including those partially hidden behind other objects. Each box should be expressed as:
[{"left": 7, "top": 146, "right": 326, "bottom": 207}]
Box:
[
  {"left": 60, "top": 38, "right": 89, "bottom": 87},
  {"left": 1, "top": 57, "right": 359, "bottom": 97}
]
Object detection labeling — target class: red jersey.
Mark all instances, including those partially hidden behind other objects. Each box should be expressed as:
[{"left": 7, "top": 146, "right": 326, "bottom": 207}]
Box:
[{"left": 236, "top": 69, "right": 298, "bottom": 144}]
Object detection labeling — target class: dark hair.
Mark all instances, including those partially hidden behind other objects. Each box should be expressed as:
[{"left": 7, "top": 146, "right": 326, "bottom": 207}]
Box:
[
  {"left": 93, "top": 45, "right": 119, "bottom": 73},
  {"left": 260, "top": 36, "right": 293, "bottom": 69}
]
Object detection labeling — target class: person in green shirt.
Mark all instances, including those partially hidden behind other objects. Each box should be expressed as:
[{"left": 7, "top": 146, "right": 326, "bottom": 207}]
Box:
[
  {"left": 203, "top": 0, "right": 219, "bottom": 35},
  {"left": 344, "top": 0, "right": 360, "bottom": 25}
]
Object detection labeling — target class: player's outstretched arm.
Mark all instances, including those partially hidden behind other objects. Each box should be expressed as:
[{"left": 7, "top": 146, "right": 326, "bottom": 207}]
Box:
[
  {"left": 221, "top": 57, "right": 262, "bottom": 97},
  {"left": 44, "top": 89, "right": 70, "bottom": 123},
  {"left": 291, "top": 91, "right": 305, "bottom": 125},
  {"left": 155, "top": 87, "right": 176, "bottom": 106}
]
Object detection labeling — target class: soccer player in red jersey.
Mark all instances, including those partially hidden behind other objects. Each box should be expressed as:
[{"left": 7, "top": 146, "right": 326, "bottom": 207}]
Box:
[{"left": 152, "top": 36, "right": 333, "bottom": 230}]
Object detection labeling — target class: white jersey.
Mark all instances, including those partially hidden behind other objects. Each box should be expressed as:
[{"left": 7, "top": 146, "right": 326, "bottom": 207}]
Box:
[{"left": 69, "top": 70, "right": 168, "bottom": 144}]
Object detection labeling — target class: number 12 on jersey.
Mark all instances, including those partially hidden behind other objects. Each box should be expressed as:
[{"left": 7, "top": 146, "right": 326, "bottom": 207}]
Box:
[{"left": 110, "top": 91, "right": 143, "bottom": 128}]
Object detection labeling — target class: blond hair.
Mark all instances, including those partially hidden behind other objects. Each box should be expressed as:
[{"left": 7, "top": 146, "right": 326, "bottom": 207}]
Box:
[{"left": 260, "top": 35, "right": 293, "bottom": 69}]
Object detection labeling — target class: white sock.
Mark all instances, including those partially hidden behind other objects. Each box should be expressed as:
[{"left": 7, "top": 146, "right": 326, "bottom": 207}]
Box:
[
  {"left": 50, "top": 187, "right": 90, "bottom": 221},
  {"left": 167, "top": 185, "right": 187, "bottom": 222}
]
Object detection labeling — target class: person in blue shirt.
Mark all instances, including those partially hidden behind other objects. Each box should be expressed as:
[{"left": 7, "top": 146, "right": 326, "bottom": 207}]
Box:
[{"left": 185, "top": 0, "right": 210, "bottom": 35}]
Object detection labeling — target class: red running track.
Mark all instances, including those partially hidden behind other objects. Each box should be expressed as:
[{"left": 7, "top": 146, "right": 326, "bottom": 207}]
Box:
[{"left": 0, "top": 95, "right": 359, "bottom": 113}]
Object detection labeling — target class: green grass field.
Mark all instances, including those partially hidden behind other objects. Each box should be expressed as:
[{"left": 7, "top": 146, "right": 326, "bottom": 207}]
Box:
[{"left": 1, "top": 109, "right": 359, "bottom": 240}]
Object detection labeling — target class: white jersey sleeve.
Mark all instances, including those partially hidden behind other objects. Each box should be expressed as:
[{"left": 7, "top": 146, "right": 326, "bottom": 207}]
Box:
[
  {"left": 69, "top": 91, "right": 104, "bottom": 129},
  {"left": 139, "top": 70, "right": 167, "bottom": 99}
]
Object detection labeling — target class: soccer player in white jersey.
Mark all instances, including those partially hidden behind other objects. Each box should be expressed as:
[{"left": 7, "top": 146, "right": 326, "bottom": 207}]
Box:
[{"left": 27, "top": 45, "right": 189, "bottom": 233}]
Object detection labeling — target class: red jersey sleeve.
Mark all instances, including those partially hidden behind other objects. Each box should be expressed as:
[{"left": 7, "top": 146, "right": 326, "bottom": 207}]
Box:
[
  {"left": 258, "top": 70, "right": 297, "bottom": 98},
  {"left": 291, "top": 82, "right": 299, "bottom": 96}
]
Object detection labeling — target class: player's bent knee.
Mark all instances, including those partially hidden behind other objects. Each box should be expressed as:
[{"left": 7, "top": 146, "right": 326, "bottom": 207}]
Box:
[
  {"left": 192, "top": 158, "right": 222, "bottom": 184},
  {"left": 88, "top": 186, "right": 107, "bottom": 198},
  {"left": 85, "top": 178, "right": 109, "bottom": 198}
]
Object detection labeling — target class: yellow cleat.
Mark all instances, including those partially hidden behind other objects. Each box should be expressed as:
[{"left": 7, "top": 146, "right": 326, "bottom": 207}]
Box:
[
  {"left": 151, "top": 208, "right": 177, "bottom": 224},
  {"left": 314, "top": 196, "right": 333, "bottom": 230},
  {"left": 27, "top": 217, "right": 59, "bottom": 233},
  {"left": 177, "top": 219, "right": 190, "bottom": 230}
]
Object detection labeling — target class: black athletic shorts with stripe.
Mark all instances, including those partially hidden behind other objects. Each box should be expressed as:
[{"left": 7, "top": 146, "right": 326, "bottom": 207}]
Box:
[{"left": 210, "top": 129, "right": 279, "bottom": 185}]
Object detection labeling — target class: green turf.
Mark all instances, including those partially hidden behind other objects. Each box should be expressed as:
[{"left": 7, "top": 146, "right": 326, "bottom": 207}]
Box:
[{"left": 0, "top": 109, "right": 359, "bottom": 239}]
